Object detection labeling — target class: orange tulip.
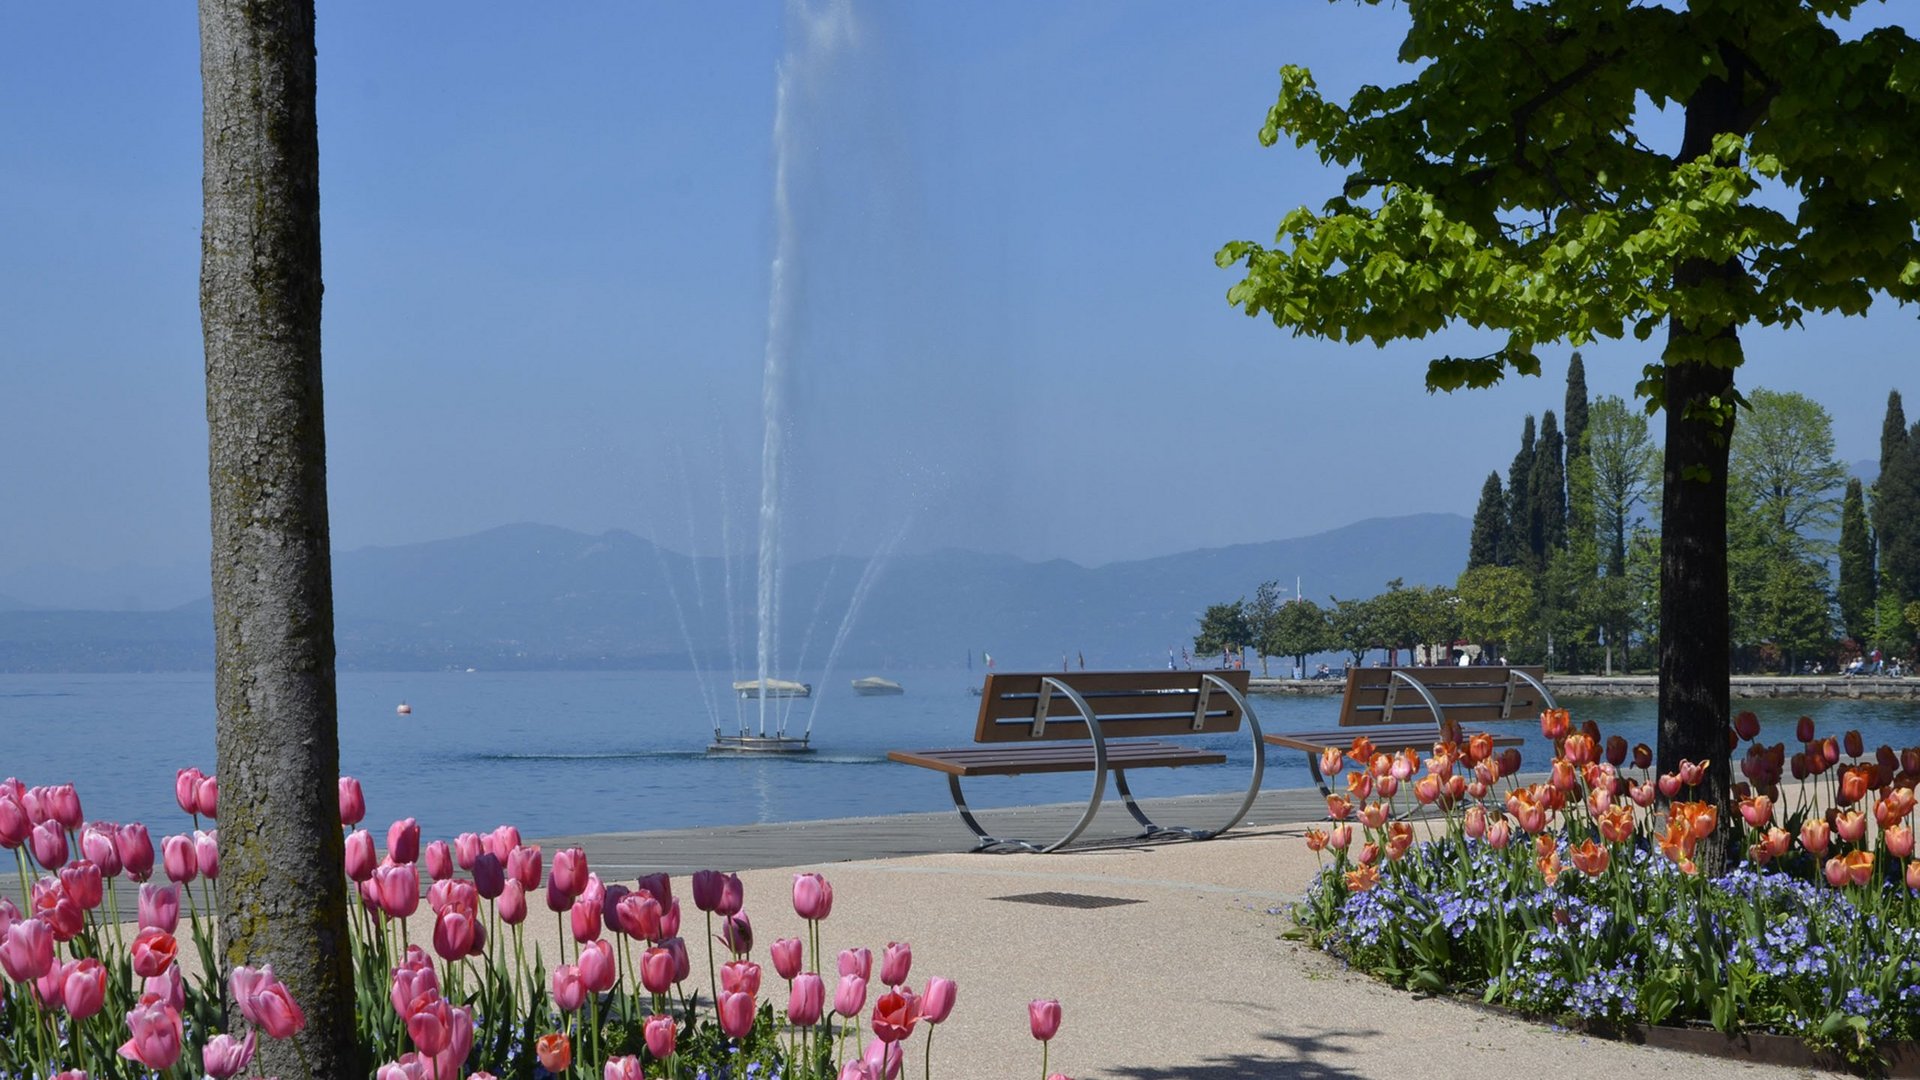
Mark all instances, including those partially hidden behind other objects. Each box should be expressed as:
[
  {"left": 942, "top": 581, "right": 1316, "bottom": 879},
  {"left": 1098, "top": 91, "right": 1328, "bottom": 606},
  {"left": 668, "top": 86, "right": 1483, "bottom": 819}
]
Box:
[
  {"left": 1835, "top": 810, "right": 1867, "bottom": 844},
  {"left": 1549, "top": 759, "right": 1578, "bottom": 792},
  {"left": 1843, "top": 850, "right": 1876, "bottom": 887},
  {"left": 1534, "top": 834, "right": 1557, "bottom": 859},
  {"left": 1413, "top": 775, "right": 1441, "bottom": 806},
  {"left": 1463, "top": 805, "right": 1487, "bottom": 839},
  {"left": 1444, "top": 775, "right": 1468, "bottom": 803},
  {"left": 1747, "top": 840, "right": 1774, "bottom": 866},
  {"left": 1474, "top": 760, "right": 1499, "bottom": 787},
  {"left": 1325, "top": 794, "right": 1353, "bottom": 821},
  {"left": 1563, "top": 733, "right": 1596, "bottom": 766},
  {"left": 1586, "top": 786, "right": 1613, "bottom": 817},
  {"left": 1763, "top": 827, "right": 1791, "bottom": 859},
  {"left": 1887, "top": 824, "right": 1914, "bottom": 860},
  {"left": 1738, "top": 795, "right": 1773, "bottom": 830},
  {"left": 1540, "top": 708, "right": 1571, "bottom": 742},
  {"left": 1801, "top": 818, "right": 1831, "bottom": 857},
  {"left": 1675, "top": 801, "right": 1716, "bottom": 840},
  {"left": 1879, "top": 786, "right": 1916, "bottom": 826},
  {"left": 536, "top": 1033, "right": 572, "bottom": 1073},
  {"left": 1303, "top": 829, "right": 1328, "bottom": 853},
  {"left": 1385, "top": 822, "right": 1414, "bottom": 862},
  {"left": 1369, "top": 753, "right": 1392, "bottom": 778},
  {"left": 1467, "top": 779, "right": 1489, "bottom": 800},
  {"left": 1347, "top": 736, "right": 1377, "bottom": 766},
  {"left": 1377, "top": 775, "right": 1401, "bottom": 799},
  {"left": 1318, "top": 747, "right": 1345, "bottom": 778},
  {"left": 1346, "top": 771, "right": 1374, "bottom": 800},
  {"left": 1840, "top": 767, "right": 1870, "bottom": 806},
  {"left": 1344, "top": 864, "right": 1380, "bottom": 892},
  {"left": 1598, "top": 805, "right": 1635, "bottom": 845},
  {"left": 1908, "top": 860, "right": 1920, "bottom": 891},
  {"left": 1485, "top": 817, "right": 1512, "bottom": 850},
  {"left": 1467, "top": 733, "right": 1494, "bottom": 763},
  {"left": 1536, "top": 850, "right": 1562, "bottom": 886},
  {"left": 1359, "top": 801, "right": 1391, "bottom": 830},
  {"left": 1569, "top": 839, "right": 1610, "bottom": 876},
  {"left": 1657, "top": 820, "right": 1694, "bottom": 866}
]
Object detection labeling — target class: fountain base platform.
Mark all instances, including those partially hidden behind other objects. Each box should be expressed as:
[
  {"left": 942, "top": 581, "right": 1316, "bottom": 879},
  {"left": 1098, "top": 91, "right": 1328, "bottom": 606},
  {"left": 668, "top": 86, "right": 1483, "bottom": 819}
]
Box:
[{"left": 708, "top": 732, "right": 815, "bottom": 755}]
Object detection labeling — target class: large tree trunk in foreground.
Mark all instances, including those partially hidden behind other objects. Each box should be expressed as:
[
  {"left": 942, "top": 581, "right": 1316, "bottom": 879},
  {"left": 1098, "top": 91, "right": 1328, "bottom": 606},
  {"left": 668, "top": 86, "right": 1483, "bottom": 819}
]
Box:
[{"left": 200, "top": 1, "right": 359, "bottom": 1074}]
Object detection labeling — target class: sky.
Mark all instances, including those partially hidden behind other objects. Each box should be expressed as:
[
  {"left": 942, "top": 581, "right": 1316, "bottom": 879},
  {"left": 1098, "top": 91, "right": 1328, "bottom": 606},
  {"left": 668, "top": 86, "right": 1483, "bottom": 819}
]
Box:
[{"left": 2, "top": 2, "right": 1916, "bottom": 610}]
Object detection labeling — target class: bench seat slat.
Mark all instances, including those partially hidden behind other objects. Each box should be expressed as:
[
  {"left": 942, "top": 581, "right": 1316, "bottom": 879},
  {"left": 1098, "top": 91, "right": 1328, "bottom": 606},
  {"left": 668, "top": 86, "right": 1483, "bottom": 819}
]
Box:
[
  {"left": 889, "top": 740, "right": 1226, "bottom": 777},
  {"left": 1264, "top": 728, "right": 1524, "bottom": 753}
]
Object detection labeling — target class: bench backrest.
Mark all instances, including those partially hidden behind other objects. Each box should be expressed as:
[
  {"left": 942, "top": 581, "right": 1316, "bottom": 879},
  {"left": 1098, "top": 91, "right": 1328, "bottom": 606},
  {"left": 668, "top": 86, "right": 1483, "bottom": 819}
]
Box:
[
  {"left": 972, "top": 670, "right": 1251, "bottom": 744},
  {"left": 1336, "top": 666, "right": 1549, "bottom": 728}
]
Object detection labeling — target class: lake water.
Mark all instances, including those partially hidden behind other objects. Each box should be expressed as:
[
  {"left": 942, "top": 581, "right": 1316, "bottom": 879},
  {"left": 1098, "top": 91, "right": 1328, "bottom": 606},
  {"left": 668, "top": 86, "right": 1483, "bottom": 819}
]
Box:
[{"left": 6, "top": 670, "right": 1920, "bottom": 843}]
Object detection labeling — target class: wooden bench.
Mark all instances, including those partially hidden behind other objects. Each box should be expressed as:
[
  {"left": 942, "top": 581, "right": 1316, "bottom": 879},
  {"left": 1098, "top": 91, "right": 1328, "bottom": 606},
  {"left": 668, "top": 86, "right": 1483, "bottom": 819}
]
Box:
[
  {"left": 888, "top": 670, "right": 1264, "bottom": 853},
  {"left": 1263, "top": 666, "right": 1551, "bottom": 797}
]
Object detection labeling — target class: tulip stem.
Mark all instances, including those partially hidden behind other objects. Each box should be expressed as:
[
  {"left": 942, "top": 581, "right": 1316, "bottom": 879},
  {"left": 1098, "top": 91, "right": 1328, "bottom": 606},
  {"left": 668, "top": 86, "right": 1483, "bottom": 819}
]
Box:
[
  {"left": 1040, "top": 1038, "right": 1049, "bottom": 1080},
  {"left": 924, "top": 1024, "right": 935, "bottom": 1080},
  {"left": 704, "top": 911, "right": 718, "bottom": 1013}
]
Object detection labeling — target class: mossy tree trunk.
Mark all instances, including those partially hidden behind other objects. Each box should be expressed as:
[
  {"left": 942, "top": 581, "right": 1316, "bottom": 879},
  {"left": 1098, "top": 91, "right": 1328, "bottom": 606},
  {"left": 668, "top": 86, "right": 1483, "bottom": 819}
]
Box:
[{"left": 199, "top": 1, "right": 359, "bottom": 1074}]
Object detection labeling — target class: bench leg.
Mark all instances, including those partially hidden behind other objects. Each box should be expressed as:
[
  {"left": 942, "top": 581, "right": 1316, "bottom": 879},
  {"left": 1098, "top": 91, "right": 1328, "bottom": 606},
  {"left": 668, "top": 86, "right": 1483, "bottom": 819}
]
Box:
[
  {"left": 1113, "top": 770, "right": 1168, "bottom": 837},
  {"left": 945, "top": 771, "right": 1107, "bottom": 855}
]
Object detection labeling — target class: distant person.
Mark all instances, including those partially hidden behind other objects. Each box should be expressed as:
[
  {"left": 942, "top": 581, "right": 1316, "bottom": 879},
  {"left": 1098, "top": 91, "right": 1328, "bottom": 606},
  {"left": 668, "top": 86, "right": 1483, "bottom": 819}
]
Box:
[{"left": 1457, "top": 651, "right": 1472, "bottom": 667}]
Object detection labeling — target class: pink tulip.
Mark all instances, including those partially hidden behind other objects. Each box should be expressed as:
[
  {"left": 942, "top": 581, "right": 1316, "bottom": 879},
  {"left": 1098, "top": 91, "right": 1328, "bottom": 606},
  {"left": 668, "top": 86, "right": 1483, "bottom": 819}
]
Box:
[
  {"left": 1889, "top": 824, "right": 1915, "bottom": 860},
  {"left": 63, "top": 956, "right": 107, "bottom": 1019},
  {"left": 59, "top": 861, "right": 103, "bottom": 911},
  {"left": 50, "top": 1071, "right": 87, "bottom": 1080},
  {"left": 605, "top": 1055, "right": 645, "bottom": 1080},
  {"left": 35, "top": 958, "right": 70, "bottom": 1010},
  {"left": 116, "top": 823, "right": 154, "bottom": 880},
  {"left": 880, "top": 941, "right": 911, "bottom": 987},
  {"left": 644, "top": 1013, "right": 677, "bottom": 1059},
  {"left": 39, "top": 890, "right": 83, "bottom": 943},
  {"left": 718, "top": 989, "right": 756, "bottom": 1039},
  {"left": 1825, "top": 856, "right": 1851, "bottom": 888},
  {"left": 29, "top": 820, "right": 67, "bottom": 870},
  {"left": 345, "top": 829, "right": 377, "bottom": 882},
  {"left": 175, "top": 768, "right": 204, "bottom": 816},
  {"left": 390, "top": 955, "right": 439, "bottom": 1016},
  {"left": 507, "top": 845, "right": 542, "bottom": 891},
  {"left": 551, "top": 847, "right": 588, "bottom": 897},
  {"left": 375, "top": 862, "right": 421, "bottom": 919},
  {"left": 1030, "top": 998, "right": 1062, "bottom": 1041},
  {"left": 720, "top": 912, "right": 752, "bottom": 955},
  {"left": 139, "top": 883, "right": 180, "bottom": 934},
  {"left": 497, "top": 879, "right": 528, "bottom": 925},
  {"left": 486, "top": 824, "right": 521, "bottom": 862},
  {"left": 194, "top": 776, "right": 218, "bottom": 819},
  {"left": 551, "top": 964, "right": 585, "bottom": 1012},
  {"left": 471, "top": 851, "right": 505, "bottom": 899},
  {"left": 771, "top": 937, "right": 804, "bottom": 981},
  {"left": 161, "top": 834, "right": 196, "bottom": 883},
  {"left": 434, "top": 1004, "right": 473, "bottom": 1078},
  {"left": 793, "top": 872, "right": 833, "bottom": 920},
  {"left": 82, "top": 824, "right": 123, "bottom": 877},
  {"left": 659, "top": 896, "right": 682, "bottom": 939},
  {"left": 579, "top": 939, "right": 618, "bottom": 993},
  {"left": 424, "top": 840, "right": 453, "bottom": 881},
  {"left": 376, "top": 1054, "right": 432, "bottom": 1080},
  {"left": 144, "top": 965, "right": 184, "bottom": 1011},
  {"left": 202, "top": 1030, "right": 257, "bottom": 1080},
  {"left": 839, "top": 947, "right": 872, "bottom": 981},
  {"left": 617, "top": 890, "right": 663, "bottom": 941},
  {"left": 788, "top": 972, "right": 825, "bottom": 1025},
  {"left": 863, "top": 1037, "right": 904, "bottom": 1080},
  {"left": 840, "top": 1062, "right": 878, "bottom": 1080},
  {"left": 130, "top": 928, "right": 178, "bottom": 977},
  {"left": 640, "top": 946, "right": 675, "bottom": 994},
  {"left": 406, "top": 992, "right": 452, "bottom": 1055},
  {"left": 0, "top": 796, "right": 29, "bottom": 848},
  {"left": 921, "top": 976, "right": 957, "bottom": 1024},
  {"left": 571, "top": 895, "right": 602, "bottom": 942},
  {"left": 193, "top": 829, "right": 219, "bottom": 880},
  {"left": 834, "top": 974, "right": 868, "bottom": 1018},
  {"left": 118, "top": 995, "right": 184, "bottom": 1069},
  {"left": 432, "top": 910, "right": 476, "bottom": 962},
  {"left": 721, "top": 960, "right": 762, "bottom": 996},
  {"left": 338, "top": 776, "right": 365, "bottom": 826},
  {"left": 453, "top": 832, "right": 483, "bottom": 871},
  {"left": 387, "top": 818, "right": 421, "bottom": 865}
]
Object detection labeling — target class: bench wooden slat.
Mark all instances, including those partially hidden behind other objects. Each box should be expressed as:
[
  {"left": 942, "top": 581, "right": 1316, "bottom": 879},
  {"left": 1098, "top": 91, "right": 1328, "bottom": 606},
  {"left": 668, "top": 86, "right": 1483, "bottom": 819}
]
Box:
[
  {"left": 1264, "top": 729, "right": 1523, "bottom": 753},
  {"left": 888, "top": 740, "right": 1225, "bottom": 777},
  {"left": 972, "top": 670, "right": 1251, "bottom": 742}
]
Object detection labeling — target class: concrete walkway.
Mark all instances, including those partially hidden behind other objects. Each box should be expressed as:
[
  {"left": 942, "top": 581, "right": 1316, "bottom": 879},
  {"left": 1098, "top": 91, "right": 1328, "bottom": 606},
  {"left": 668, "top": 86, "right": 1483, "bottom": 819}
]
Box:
[{"left": 534, "top": 793, "right": 1827, "bottom": 1080}]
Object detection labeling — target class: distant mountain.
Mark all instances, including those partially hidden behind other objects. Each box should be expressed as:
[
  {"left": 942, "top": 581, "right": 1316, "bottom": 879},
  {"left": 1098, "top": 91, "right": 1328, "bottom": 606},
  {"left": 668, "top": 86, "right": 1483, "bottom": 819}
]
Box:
[{"left": 0, "top": 514, "right": 1468, "bottom": 672}]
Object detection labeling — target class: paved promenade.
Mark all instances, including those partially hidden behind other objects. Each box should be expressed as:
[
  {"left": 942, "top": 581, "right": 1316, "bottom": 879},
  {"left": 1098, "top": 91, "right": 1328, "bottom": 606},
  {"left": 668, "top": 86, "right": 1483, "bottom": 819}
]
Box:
[{"left": 534, "top": 790, "right": 1821, "bottom": 1080}]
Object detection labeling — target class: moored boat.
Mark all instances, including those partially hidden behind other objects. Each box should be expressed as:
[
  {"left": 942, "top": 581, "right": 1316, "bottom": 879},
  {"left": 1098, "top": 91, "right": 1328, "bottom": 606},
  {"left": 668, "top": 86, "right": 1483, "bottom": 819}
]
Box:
[
  {"left": 851, "top": 676, "right": 904, "bottom": 696},
  {"left": 707, "top": 731, "right": 814, "bottom": 755},
  {"left": 733, "top": 678, "right": 811, "bottom": 699}
]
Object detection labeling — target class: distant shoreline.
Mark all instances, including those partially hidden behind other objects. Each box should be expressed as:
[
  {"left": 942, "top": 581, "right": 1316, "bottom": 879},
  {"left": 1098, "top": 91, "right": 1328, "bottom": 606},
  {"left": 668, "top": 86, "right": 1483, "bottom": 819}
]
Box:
[{"left": 1248, "top": 673, "right": 1920, "bottom": 701}]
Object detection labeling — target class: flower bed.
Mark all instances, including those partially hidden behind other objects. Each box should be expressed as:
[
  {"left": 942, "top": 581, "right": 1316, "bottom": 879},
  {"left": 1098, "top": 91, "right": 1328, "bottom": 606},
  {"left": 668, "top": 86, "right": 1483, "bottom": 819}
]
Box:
[
  {"left": 1293, "top": 710, "right": 1920, "bottom": 1071},
  {"left": 0, "top": 770, "right": 1077, "bottom": 1079}
]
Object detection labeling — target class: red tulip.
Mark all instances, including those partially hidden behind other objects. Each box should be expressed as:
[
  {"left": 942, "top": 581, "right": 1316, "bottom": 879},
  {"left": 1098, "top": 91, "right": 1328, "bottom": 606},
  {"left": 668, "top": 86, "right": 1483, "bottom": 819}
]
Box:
[
  {"left": 1029, "top": 998, "right": 1062, "bottom": 1041},
  {"left": 161, "top": 834, "right": 196, "bottom": 883},
  {"left": 81, "top": 824, "right": 122, "bottom": 877},
  {"left": 834, "top": 974, "right": 869, "bottom": 1018},
  {"left": 880, "top": 941, "right": 911, "bottom": 987},
  {"left": 788, "top": 972, "right": 825, "bottom": 1025},
  {"left": 644, "top": 1014, "right": 677, "bottom": 1059},
  {"left": 387, "top": 819, "right": 421, "bottom": 865},
  {"left": 771, "top": 937, "right": 804, "bottom": 981},
  {"left": 921, "top": 976, "right": 957, "bottom": 1024},
  {"left": 551, "top": 963, "right": 586, "bottom": 1011},
  {"left": 536, "top": 1033, "right": 571, "bottom": 1073},
  {"left": 119, "top": 994, "right": 184, "bottom": 1069},
  {"left": 793, "top": 872, "right": 833, "bottom": 920},
  {"left": 497, "top": 879, "right": 527, "bottom": 925},
  {"left": 131, "top": 928, "right": 178, "bottom": 977},
  {"left": 337, "top": 777, "right": 365, "bottom": 826},
  {"left": 29, "top": 820, "right": 68, "bottom": 871},
  {"left": 202, "top": 1030, "right": 256, "bottom": 1080},
  {"left": 424, "top": 840, "right": 453, "bottom": 882},
  {"left": 872, "top": 988, "right": 919, "bottom": 1043},
  {"left": 116, "top": 823, "right": 154, "bottom": 881},
  {"left": 193, "top": 829, "right": 219, "bottom": 880},
  {"left": 718, "top": 989, "right": 756, "bottom": 1039},
  {"left": 63, "top": 956, "right": 107, "bottom": 1019}
]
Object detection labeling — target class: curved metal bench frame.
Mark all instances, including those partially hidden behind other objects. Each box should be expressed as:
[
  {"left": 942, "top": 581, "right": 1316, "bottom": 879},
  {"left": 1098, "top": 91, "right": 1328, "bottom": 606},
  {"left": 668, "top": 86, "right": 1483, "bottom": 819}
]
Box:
[
  {"left": 1300, "top": 668, "right": 1557, "bottom": 797},
  {"left": 950, "top": 674, "right": 1266, "bottom": 853}
]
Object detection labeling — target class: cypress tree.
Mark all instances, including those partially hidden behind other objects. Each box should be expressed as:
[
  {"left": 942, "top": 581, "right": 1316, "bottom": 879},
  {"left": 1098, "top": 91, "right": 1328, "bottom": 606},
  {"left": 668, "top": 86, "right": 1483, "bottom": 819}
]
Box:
[
  {"left": 1838, "top": 477, "right": 1876, "bottom": 644},
  {"left": 1468, "top": 471, "right": 1505, "bottom": 570},
  {"left": 1564, "top": 352, "right": 1590, "bottom": 465},
  {"left": 1875, "top": 392, "right": 1920, "bottom": 608},
  {"left": 1530, "top": 410, "right": 1567, "bottom": 559},
  {"left": 1502, "top": 415, "right": 1535, "bottom": 568}
]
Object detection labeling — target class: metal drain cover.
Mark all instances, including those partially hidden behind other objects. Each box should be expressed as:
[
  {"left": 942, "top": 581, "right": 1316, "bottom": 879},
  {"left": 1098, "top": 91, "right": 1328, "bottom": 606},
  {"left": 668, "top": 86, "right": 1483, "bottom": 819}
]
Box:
[{"left": 992, "top": 891, "right": 1143, "bottom": 910}]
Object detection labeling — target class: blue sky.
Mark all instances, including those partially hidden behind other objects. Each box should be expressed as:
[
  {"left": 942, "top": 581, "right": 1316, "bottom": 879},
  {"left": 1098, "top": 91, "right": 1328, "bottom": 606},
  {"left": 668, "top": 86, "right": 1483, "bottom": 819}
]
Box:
[{"left": 1, "top": 2, "right": 1914, "bottom": 608}]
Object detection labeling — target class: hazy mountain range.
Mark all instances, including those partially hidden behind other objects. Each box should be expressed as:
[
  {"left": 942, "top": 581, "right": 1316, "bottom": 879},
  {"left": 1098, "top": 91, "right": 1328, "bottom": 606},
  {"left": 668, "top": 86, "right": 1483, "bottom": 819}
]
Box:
[{"left": 0, "top": 514, "right": 1469, "bottom": 673}]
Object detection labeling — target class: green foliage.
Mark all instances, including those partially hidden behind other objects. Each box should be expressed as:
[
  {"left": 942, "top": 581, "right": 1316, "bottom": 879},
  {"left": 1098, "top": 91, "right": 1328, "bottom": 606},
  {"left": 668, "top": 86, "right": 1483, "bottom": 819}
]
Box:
[
  {"left": 1455, "top": 565, "right": 1535, "bottom": 655},
  {"left": 1248, "top": 580, "right": 1286, "bottom": 675},
  {"left": 1502, "top": 416, "right": 1536, "bottom": 570},
  {"left": 1564, "top": 353, "right": 1590, "bottom": 468},
  {"left": 1327, "top": 594, "right": 1382, "bottom": 665},
  {"left": 1467, "top": 471, "right": 1505, "bottom": 571},
  {"left": 1194, "top": 599, "right": 1254, "bottom": 658},
  {"left": 1729, "top": 388, "right": 1846, "bottom": 555},
  {"left": 1837, "top": 477, "right": 1876, "bottom": 643},
  {"left": 1262, "top": 597, "right": 1332, "bottom": 671},
  {"left": 1875, "top": 391, "right": 1920, "bottom": 614},
  {"left": 1530, "top": 410, "right": 1568, "bottom": 560},
  {"left": 1585, "top": 396, "right": 1661, "bottom": 577}
]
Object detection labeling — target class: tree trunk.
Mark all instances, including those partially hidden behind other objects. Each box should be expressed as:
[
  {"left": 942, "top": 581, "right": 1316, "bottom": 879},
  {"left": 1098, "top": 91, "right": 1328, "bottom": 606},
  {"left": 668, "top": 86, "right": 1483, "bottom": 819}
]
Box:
[
  {"left": 200, "top": 1, "right": 359, "bottom": 1075},
  {"left": 1656, "top": 48, "right": 1746, "bottom": 873}
]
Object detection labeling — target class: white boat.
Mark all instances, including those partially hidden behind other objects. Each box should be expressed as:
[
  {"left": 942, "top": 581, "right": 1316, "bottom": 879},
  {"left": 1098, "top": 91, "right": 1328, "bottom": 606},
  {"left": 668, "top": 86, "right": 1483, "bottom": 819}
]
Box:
[
  {"left": 851, "top": 676, "right": 904, "bottom": 696},
  {"left": 733, "top": 678, "right": 811, "bottom": 699},
  {"left": 708, "top": 731, "right": 814, "bottom": 755}
]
